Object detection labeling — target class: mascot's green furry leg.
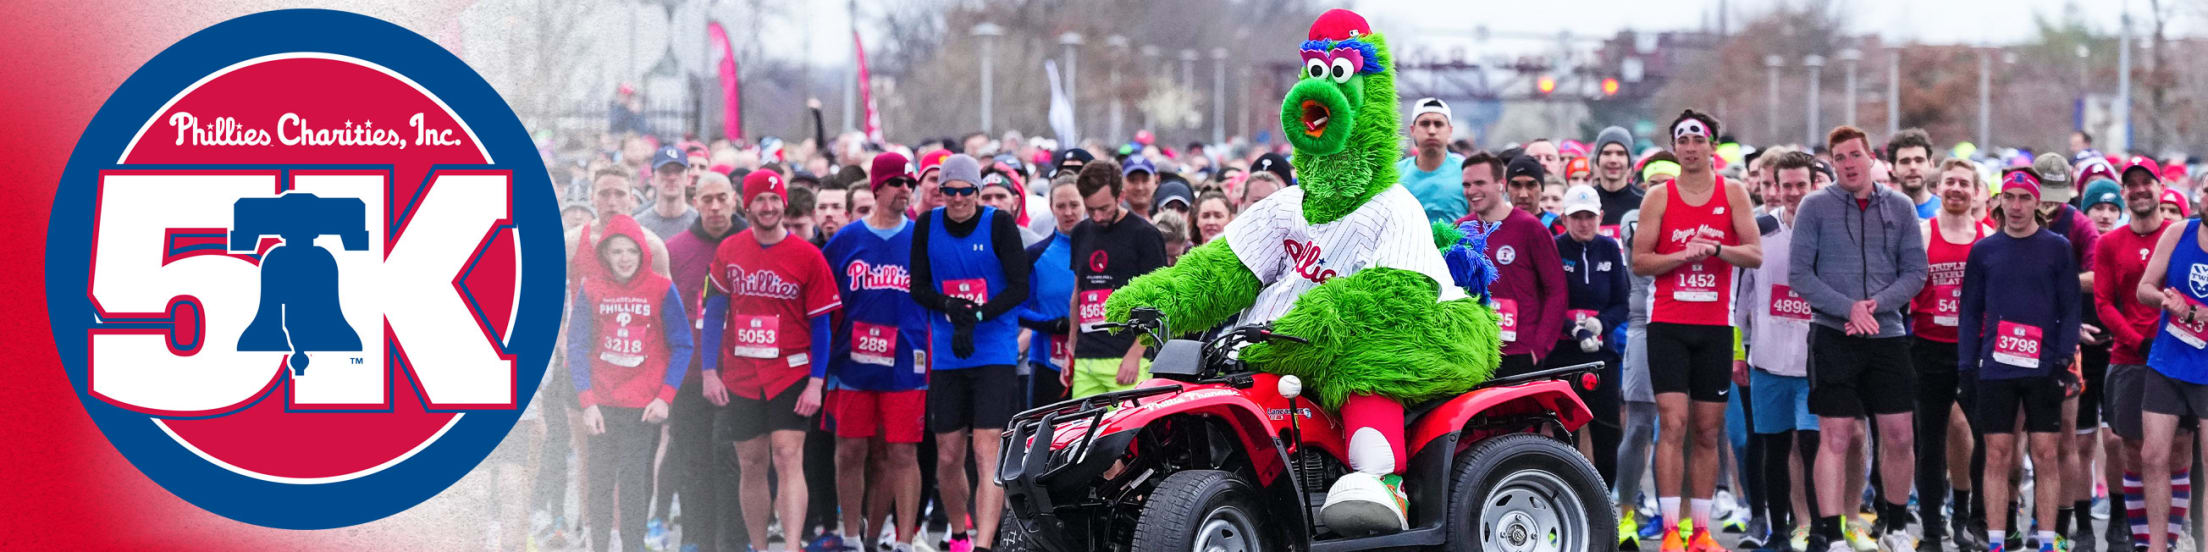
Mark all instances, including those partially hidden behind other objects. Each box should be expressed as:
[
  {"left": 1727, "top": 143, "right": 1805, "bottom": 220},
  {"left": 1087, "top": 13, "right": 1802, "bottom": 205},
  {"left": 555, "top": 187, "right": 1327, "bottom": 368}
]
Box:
[{"left": 1240, "top": 267, "right": 1501, "bottom": 536}]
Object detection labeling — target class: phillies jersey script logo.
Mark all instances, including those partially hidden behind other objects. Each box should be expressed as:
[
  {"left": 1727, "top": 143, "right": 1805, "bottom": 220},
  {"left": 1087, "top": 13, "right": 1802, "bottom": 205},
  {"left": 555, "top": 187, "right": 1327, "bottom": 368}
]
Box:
[
  {"left": 727, "top": 266, "right": 803, "bottom": 299},
  {"left": 845, "top": 260, "right": 911, "bottom": 292},
  {"left": 1283, "top": 239, "right": 1339, "bottom": 283},
  {"left": 45, "top": 11, "right": 563, "bottom": 529}
]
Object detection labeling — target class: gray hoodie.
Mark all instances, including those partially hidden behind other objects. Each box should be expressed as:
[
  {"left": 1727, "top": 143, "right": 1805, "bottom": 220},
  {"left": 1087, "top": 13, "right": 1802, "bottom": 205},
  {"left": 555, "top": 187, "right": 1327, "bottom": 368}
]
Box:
[{"left": 1787, "top": 182, "right": 1928, "bottom": 337}]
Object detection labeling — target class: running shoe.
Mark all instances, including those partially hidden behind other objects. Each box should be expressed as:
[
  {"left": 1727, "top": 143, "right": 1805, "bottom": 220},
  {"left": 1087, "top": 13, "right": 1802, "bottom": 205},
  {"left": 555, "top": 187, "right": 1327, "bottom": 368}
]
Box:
[
  {"left": 1660, "top": 524, "right": 1688, "bottom": 552},
  {"left": 1844, "top": 517, "right": 1879, "bottom": 552},
  {"left": 806, "top": 531, "right": 852, "bottom": 552},
  {"left": 1791, "top": 525, "right": 1810, "bottom": 552},
  {"left": 1739, "top": 517, "right": 1770, "bottom": 549},
  {"left": 1642, "top": 514, "right": 1671, "bottom": 541},
  {"left": 1621, "top": 508, "right": 1644, "bottom": 551},
  {"left": 1687, "top": 527, "right": 1726, "bottom": 552}
]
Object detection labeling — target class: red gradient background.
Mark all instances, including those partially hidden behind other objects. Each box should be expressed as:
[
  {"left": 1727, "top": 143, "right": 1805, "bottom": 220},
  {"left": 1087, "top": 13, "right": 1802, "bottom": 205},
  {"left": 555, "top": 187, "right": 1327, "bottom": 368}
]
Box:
[{"left": 0, "top": 1, "right": 519, "bottom": 548}]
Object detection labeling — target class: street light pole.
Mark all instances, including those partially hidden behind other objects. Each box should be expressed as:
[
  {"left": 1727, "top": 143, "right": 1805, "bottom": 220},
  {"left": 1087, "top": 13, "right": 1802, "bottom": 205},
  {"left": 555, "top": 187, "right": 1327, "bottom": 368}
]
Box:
[
  {"left": 1766, "top": 55, "right": 1784, "bottom": 144},
  {"left": 1887, "top": 51, "right": 1899, "bottom": 136},
  {"left": 1978, "top": 48, "right": 1991, "bottom": 151},
  {"left": 1141, "top": 45, "right": 1160, "bottom": 133},
  {"left": 1839, "top": 49, "right": 1861, "bottom": 127},
  {"left": 1804, "top": 54, "right": 1824, "bottom": 146},
  {"left": 1061, "top": 32, "right": 1084, "bottom": 142},
  {"left": 1108, "top": 35, "right": 1128, "bottom": 143},
  {"left": 2117, "top": 12, "right": 2132, "bottom": 152},
  {"left": 1211, "top": 48, "right": 1228, "bottom": 145},
  {"left": 1180, "top": 49, "right": 1197, "bottom": 90},
  {"left": 972, "top": 23, "right": 1004, "bottom": 133}
]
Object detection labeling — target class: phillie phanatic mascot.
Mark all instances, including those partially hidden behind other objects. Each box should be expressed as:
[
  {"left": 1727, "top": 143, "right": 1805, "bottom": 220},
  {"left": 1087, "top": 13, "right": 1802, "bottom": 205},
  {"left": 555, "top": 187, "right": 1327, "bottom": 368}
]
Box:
[{"left": 1103, "top": 8, "right": 1504, "bottom": 535}]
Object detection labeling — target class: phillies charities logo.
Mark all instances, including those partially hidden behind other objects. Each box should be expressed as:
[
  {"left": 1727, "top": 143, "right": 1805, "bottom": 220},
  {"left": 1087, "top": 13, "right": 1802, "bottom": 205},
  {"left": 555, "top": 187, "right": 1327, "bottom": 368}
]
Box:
[{"left": 44, "top": 10, "right": 562, "bottom": 529}]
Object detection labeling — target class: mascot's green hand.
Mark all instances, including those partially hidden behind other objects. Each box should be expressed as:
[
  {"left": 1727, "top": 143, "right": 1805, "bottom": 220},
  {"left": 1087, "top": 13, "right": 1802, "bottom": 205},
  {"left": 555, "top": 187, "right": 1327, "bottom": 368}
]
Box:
[
  {"left": 1102, "top": 240, "right": 1264, "bottom": 347},
  {"left": 1101, "top": 284, "right": 1152, "bottom": 329}
]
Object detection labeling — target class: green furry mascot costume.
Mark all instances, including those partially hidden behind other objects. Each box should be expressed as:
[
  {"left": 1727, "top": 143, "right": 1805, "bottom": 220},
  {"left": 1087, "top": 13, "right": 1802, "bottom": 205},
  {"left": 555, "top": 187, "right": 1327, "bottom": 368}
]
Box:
[{"left": 1102, "top": 8, "right": 1502, "bottom": 535}]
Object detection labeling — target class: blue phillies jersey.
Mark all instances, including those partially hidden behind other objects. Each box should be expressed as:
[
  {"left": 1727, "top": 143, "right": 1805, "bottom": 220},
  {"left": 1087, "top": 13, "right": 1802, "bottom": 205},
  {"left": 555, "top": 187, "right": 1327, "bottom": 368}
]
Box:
[
  {"left": 821, "top": 219, "right": 929, "bottom": 391},
  {"left": 1020, "top": 231, "right": 1074, "bottom": 370}
]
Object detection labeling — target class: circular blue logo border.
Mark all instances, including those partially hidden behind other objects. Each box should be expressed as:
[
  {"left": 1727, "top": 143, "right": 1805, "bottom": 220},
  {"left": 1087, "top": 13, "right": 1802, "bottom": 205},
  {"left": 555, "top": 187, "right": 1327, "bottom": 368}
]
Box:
[{"left": 44, "top": 9, "right": 562, "bottom": 529}]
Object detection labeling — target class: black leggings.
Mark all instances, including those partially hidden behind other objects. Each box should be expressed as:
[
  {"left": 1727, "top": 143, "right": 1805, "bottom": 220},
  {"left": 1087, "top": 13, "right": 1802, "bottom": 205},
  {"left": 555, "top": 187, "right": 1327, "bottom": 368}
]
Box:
[
  {"left": 1548, "top": 347, "right": 1622, "bottom": 486},
  {"left": 1767, "top": 429, "right": 1821, "bottom": 524},
  {"left": 588, "top": 407, "right": 659, "bottom": 552},
  {"left": 669, "top": 378, "right": 729, "bottom": 552}
]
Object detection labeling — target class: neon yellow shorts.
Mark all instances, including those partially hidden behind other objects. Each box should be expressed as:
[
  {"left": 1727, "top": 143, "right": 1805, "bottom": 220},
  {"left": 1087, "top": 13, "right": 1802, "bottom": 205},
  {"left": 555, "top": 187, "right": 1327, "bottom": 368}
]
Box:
[{"left": 1070, "top": 356, "right": 1152, "bottom": 398}]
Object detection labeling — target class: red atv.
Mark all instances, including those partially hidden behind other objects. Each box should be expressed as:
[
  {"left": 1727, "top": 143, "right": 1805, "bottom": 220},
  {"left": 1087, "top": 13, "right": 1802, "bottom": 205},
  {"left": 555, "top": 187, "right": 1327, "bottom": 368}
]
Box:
[{"left": 996, "top": 307, "right": 1615, "bottom": 552}]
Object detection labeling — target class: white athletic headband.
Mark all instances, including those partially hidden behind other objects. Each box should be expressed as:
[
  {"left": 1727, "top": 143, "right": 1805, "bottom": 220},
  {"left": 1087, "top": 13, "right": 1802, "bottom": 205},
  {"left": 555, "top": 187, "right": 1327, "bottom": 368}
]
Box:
[{"left": 1672, "top": 118, "right": 1711, "bottom": 141}]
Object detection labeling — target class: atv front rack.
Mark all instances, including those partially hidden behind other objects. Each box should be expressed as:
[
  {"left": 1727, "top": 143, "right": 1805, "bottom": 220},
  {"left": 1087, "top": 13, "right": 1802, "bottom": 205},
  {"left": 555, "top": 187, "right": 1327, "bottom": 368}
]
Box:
[{"left": 998, "top": 384, "right": 1183, "bottom": 552}]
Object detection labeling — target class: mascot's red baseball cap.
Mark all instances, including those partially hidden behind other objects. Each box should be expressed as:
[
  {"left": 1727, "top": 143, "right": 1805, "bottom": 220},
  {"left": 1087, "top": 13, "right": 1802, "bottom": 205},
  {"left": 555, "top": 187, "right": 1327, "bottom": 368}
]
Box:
[{"left": 1307, "top": 9, "right": 1370, "bottom": 41}]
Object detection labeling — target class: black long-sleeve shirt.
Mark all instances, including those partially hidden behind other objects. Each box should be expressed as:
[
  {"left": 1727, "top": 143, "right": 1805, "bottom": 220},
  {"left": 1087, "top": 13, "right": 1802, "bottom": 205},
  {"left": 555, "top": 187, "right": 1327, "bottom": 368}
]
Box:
[{"left": 910, "top": 209, "right": 1030, "bottom": 320}]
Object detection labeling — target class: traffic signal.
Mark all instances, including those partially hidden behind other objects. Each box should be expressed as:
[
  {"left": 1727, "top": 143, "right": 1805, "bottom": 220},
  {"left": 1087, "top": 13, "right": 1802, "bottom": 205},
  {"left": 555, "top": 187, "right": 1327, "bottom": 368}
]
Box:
[
  {"left": 1537, "top": 75, "right": 1556, "bottom": 95},
  {"left": 1601, "top": 78, "right": 1620, "bottom": 96}
]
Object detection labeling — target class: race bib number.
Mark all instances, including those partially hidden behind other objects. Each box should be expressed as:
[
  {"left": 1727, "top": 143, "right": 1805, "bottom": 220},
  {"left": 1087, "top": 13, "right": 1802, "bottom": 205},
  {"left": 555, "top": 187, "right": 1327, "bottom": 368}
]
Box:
[
  {"left": 1671, "top": 264, "right": 1720, "bottom": 302},
  {"left": 730, "top": 314, "right": 780, "bottom": 359},
  {"left": 944, "top": 278, "right": 989, "bottom": 304},
  {"left": 1077, "top": 288, "right": 1113, "bottom": 333},
  {"left": 850, "top": 321, "right": 898, "bottom": 366},
  {"left": 2169, "top": 295, "right": 2208, "bottom": 350},
  {"left": 1497, "top": 298, "right": 1520, "bottom": 342},
  {"left": 1992, "top": 321, "right": 2043, "bottom": 368},
  {"left": 1048, "top": 334, "right": 1072, "bottom": 368},
  {"left": 1931, "top": 285, "right": 1961, "bottom": 327},
  {"left": 1769, "top": 284, "right": 1812, "bottom": 321},
  {"left": 598, "top": 334, "right": 646, "bottom": 368}
]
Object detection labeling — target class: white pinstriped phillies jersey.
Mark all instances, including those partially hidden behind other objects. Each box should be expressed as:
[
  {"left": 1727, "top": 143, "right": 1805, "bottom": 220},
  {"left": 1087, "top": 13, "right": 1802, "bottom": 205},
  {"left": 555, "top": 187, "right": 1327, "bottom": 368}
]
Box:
[{"left": 1224, "top": 185, "right": 1466, "bottom": 324}]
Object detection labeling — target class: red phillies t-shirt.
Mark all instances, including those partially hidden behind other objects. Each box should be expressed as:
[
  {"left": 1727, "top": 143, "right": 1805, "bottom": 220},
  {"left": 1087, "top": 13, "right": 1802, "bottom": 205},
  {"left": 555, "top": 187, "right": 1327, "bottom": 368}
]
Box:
[
  {"left": 708, "top": 229, "right": 841, "bottom": 399},
  {"left": 2095, "top": 219, "right": 2175, "bottom": 365},
  {"left": 1911, "top": 219, "right": 1987, "bottom": 343},
  {"left": 1650, "top": 177, "right": 1741, "bottom": 326}
]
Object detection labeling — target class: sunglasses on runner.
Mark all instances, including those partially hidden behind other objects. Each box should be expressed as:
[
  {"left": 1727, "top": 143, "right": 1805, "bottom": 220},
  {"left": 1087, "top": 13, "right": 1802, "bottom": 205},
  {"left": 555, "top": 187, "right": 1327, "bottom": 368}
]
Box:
[{"left": 940, "top": 185, "right": 978, "bottom": 197}]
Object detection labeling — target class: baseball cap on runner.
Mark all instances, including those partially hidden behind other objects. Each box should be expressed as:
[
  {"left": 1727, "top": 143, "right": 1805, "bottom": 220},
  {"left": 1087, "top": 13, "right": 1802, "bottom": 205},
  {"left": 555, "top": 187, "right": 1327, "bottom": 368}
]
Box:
[
  {"left": 2123, "top": 156, "right": 2164, "bottom": 186},
  {"left": 652, "top": 145, "right": 685, "bottom": 171},
  {"left": 1252, "top": 152, "right": 1293, "bottom": 184},
  {"left": 1122, "top": 155, "right": 1157, "bottom": 177},
  {"left": 1566, "top": 157, "right": 1590, "bottom": 178},
  {"left": 1411, "top": 97, "right": 1451, "bottom": 123},
  {"left": 2032, "top": 153, "right": 2075, "bottom": 203},
  {"left": 1562, "top": 185, "right": 1601, "bottom": 216}
]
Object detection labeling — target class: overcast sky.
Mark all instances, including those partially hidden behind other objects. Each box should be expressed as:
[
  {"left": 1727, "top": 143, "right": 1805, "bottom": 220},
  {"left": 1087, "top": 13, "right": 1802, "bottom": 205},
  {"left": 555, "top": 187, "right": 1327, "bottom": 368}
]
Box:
[{"left": 793, "top": 0, "right": 2192, "bottom": 66}]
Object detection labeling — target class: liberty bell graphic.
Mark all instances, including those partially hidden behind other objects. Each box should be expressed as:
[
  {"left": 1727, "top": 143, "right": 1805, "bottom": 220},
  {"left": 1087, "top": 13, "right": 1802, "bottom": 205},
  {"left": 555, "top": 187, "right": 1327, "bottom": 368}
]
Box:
[{"left": 230, "top": 193, "right": 369, "bottom": 376}]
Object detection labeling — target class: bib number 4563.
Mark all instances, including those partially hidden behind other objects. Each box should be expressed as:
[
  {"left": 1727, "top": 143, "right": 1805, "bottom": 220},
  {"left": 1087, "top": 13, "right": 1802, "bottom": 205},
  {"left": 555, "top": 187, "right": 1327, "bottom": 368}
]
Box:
[{"left": 88, "top": 169, "right": 517, "bottom": 416}]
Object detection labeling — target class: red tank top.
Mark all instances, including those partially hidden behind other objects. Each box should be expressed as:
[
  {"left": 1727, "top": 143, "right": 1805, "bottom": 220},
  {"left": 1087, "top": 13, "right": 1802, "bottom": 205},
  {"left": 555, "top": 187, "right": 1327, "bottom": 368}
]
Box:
[
  {"left": 1650, "top": 176, "right": 1740, "bottom": 326},
  {"left": 582, "top": 271, "right": 675, "bottom": 408},
  {"left": 1911, "top": 219, "right": 1987, "bottom": 343}
]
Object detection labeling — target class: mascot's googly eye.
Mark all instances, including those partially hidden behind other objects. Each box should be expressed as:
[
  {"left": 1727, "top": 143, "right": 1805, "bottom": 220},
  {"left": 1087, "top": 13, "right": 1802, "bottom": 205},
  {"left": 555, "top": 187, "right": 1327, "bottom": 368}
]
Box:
[
  {"left": 1305, "top": 58, "right": 1328, "bottom": 80},
  {"left": 1330, "top": 58, "right": 1354, "bottom": 83}
]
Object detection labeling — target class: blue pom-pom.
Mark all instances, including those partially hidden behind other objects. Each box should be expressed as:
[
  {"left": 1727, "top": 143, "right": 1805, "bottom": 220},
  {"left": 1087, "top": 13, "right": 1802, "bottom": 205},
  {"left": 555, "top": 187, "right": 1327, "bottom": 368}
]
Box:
[{"left": 1445, "top": 221, "right": 1500, "bottom": 302}]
